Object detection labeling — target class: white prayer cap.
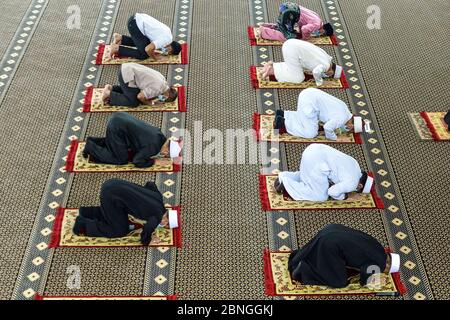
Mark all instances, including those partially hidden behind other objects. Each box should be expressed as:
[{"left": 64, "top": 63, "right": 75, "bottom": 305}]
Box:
[
  {"left": 168, "top": 209, "right": 179, "bottom": 229},
  {"left": 389, "top": 253, "right": 400, "bottom": 273},
  {"left": 333, "top": 65, "right": 343, "bottom": 79},
  {"left": 169, "top": 140, "right": 182, "bottom": 159},
  {"left": 353, "top": 116, "right": 363, "bottom": 133},
  {"left": 362, "top": 175, "right": 374, "bottom": 194}
]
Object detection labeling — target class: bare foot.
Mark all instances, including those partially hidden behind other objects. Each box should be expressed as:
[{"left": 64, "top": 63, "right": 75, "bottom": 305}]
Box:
[
  {"left": 102, "top": 85, "right": 112, "bottom": 102},
  {"left": 107, "top": 44, "right": 119, "bottom": 61},
  {"left": 112, "top": 33, "right": 122, "bottom": 45}
]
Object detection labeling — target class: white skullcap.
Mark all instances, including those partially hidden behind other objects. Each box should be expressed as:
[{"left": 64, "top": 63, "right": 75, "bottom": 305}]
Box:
[
  {"left": 170, "top": 140, "right": 182, "bottom": 159},
  {"left": 389, "top": 253, "right": 400, "bottom": 273},
  {"left": 353, "top": 116, "right": 363, "bottom": 133},
  {"left": 168, "top": 209, "right": 179, "bottom": 229},
  {"left": 334, "top": 65, "right": 343, "bottom": 79},
  {"left": 362, "top": 175, "right": 374, "bottom": 194}
]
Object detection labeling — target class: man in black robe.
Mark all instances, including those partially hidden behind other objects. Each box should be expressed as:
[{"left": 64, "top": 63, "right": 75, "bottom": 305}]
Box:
[
  {"left": 444, "top": 109, "right": 450, "bottom": 132},
  {"left": 82, "top": 112, "right": 182, "bottom": 168},
  {"left": 73, "top": 179, "right": 168, "bottom": 245},
  {"left": 288, "top": 224, "right": 400, "bottom": 288}
]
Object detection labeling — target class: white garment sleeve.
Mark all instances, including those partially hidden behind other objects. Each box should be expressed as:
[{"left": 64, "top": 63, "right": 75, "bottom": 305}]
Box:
[
  {"left": 328, "top": 182, "right": 353, "bottom": 200},
  {"left": 323, "top": 119, "right": 340, "bottom": 141},
  {"left": 312, "top": 64, "right": 327, "bottom": 86}
]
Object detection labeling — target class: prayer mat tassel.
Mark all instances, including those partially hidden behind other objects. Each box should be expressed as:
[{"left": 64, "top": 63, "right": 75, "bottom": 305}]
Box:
[
  {"left": 65, "top": 139, "right": 79, "bottom": 172},
  {"left": 258, "top": 175, "right": 271, "bottom": 211},
  {"left": 177, "top": 86, "right": 187, "bottom": 112},
  {"left": 263, "top": 248, "right": 276, "bottom": 296},
  {"left": 82, "top": 86, "right": 94, "bottom": 112},
  {"left": 250, "top": 66, "right": 258, "bottom": 88},
  {"left": 181, "top": 44, "right": 189, "bottom": 65},
  {"left": 48, "top": 207, "right": 65, "bottom": 249},
  {"left": 95, "top": 44, "right": 105, "bottom": 65},
  {"left": 247, "top": 26, "right": 257, "bottom": 46},
  {"left": 252, "top": 113, "right": 261, "bottom": 141}
]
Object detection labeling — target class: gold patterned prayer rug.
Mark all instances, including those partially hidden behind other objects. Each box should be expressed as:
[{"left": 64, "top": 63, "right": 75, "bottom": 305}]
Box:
[
  {"left": 419, "top": 112, "right": 450, "bottom": 141},
  {"left": 95, "top": 43, "right": 188, "bottom": 65},
  {"left": 258, "top": 174, "right": 384, "bottom": 211},
  {"left": 253, "top": 113, "right": 362, "bottom": 144},
  {"left": 49, "top": 207, "right": 182, "bottom": 248},
  {"left": 250, "top": 66, "right": 349, "bottom": 89},
  {"left": 408, "top": 113, "right": 433, "bottom": 140},
  {"left": 65, "top": 140, "right": 181, "bottom": 173},
  {"left": 247, "top": 26, "right": 338, "bottom": 46},
  {"left": 35, "top": 294, "right": 177, "bottom": 300},
  {"left": 83, "top": 86, "right": 187, "bottom": 113},
  {"left": 263, "top": 249, "right": 406, "bottom": 296}
]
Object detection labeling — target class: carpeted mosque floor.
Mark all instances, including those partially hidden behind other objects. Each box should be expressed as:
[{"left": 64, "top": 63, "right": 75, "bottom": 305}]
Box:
[{"left": 0, "top": 0, "right": 448, "bottom": 300}]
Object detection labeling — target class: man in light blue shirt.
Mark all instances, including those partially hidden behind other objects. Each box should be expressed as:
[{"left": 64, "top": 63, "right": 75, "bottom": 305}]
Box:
[{"left": 109, "top": 13, "right": 182, "bottom": 61}]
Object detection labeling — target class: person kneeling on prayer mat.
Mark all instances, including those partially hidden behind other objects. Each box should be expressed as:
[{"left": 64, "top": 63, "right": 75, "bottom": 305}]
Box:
[
  {"left": 260, "top": 38, "right": 342, "bottom": 86},
  {"left": 274, "top": 144, "right": 373, "bottom": 201},
  {"left": 108, "top": 13, "right": 182, "bottom": 61},
  {"left": 102, "top": 63, "right": 178, "bottom": 108},
  {"left": 82, "top": 112, "right": 182, "bottom": 168},
  {"left": 73, "top": 179, "right": 178, "bottom": 245},
  {"left": 260, "top": 3, "right": 333, "bottom": 42},
  {"left": 288, "top": 224, "right": 401, "bottom": 288},
  {"left": 274, "top": 88, "right": 364, "bottom": 140},
  {"left": 445, "top": 109, "right": 450, "bottom": 132}
]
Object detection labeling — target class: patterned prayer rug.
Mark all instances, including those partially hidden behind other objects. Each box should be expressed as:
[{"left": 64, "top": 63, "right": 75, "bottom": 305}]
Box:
[
  {"left": 65, "top": 140, "right": 181, "bottom": 173},
  {"left": 96, "top": 43, "right": 188, "bottom": 65},
  {"left": 250, "top": 66, "right": 349, "bottom": 89},
  {"left": 35, "top": 294, "right": 177, "bottom": 300},
  {"left": 247, "top": 26, "right": 338, "bottom": 46},
  {"left": 263, "top": 249, "right": 406, "bottom": 296},
  {"left": 419, "top": 112, "right": 450, "bottom": 141},
  {"left": 253, "top": 113, "right": 361, "bottom": 144},
  {"left": 49, "top": 207, "right": 182, "bottom": 248},
  {"left": 83, "top": 86, "right": 187, "bottom": 113},
  {"left": 407, "top": 113, "right": 433, "bottom": 140},
  {"left": 258, "top": 175, "right": 384, "bottom": 211}
]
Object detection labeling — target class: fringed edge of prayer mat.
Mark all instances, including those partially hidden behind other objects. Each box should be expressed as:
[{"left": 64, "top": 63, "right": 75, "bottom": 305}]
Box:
[
  {"left": 65, "top": 139, "right": 79, "bottom": 172},
  {"left": 82, "top": 86, "right": 94, "bottom": 112},
  {"left": 247, "top": 26, "right": 257, "bottom": 46},
  {"left": 419, "top": 111, "right": 447, "bottom": 141},
  {"left": 252, "top": 113, "right": 362, "bottom": 144},
  {"left": 49, "top": 207, "right": 183, "bottom": 248},
  {"left": 258, "top": 173, "right": 384, "bottom": 211},
  {"left": 34, "top": 294, "right": 177, "bottom": 300},
  {"left": 263, "top": 248, "right": 406, "bottom": 296},
  {"left": 65, "top": 140, "right": 181, "bottom": 173},
  {"left": 180, "top": 43, "right": 189, "bottom": 65},
  {"left": 95, "top": 44, "right": 105, "bottom": 65},
  {"left": 249, "top": 66, "right": 349, "bottom": 89},
  {"left": 247, "top": 26, "right": 338, "bottom": 46},
  {"left": 95, "top": 43, "right": 188, "bottom": 65},
  {"left": 82, "top": 86, "right": 187, "bottom": 113}
]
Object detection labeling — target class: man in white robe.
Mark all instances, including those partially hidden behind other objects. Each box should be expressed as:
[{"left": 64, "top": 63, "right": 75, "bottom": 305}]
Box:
[
  {"left": 275, "top": 144, "right": 373, "bottom": 201},
  {"left": 274, "top": 88, "right": 363, "bottom": 140},
  {"left": 261, "top": 39, "right": 342, "bottom": 86}
]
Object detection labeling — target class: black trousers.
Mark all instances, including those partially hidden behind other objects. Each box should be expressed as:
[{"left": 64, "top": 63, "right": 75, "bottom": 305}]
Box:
[
  {"left": 118, "top": 16, "right": 151, "bottom": 60},
  {"left": 109, "top": 68, "right": 141, "bottom": 107}
]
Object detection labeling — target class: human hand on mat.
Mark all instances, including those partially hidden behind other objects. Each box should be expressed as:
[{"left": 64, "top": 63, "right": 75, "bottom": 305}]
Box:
[
  {"left": 366, "top": 273, "right": 386, "bottom": 289},
  {"left": 107, "top": 44, "right": 119, "bottom": 61}
]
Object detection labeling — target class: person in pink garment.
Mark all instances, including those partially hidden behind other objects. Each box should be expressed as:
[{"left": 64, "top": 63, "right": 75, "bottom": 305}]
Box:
[{"left": 259, "top": 5, "right": 334, "bottom": 42}]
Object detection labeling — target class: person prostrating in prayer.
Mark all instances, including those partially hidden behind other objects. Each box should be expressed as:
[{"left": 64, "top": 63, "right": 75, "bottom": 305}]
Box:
[
  {"left": 101, "top": 63, "right": 178, "bottom": 108},
  {"left": 108, "top": 13, "right": 182, "bottom": 61},
  {"left": 82, "top": 112, "right": 182, "bottom": 168},
  {"left": 73, "top": 179, "right": 177, "bottom": 245},
  {"left": 288, "top": 224, "right": 400, "bottom": 288}
]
